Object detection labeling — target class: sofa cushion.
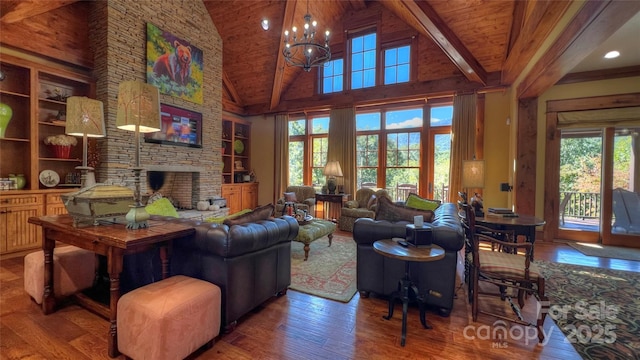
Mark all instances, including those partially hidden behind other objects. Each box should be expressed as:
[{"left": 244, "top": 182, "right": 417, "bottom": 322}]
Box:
[
  {"left": 223, "top": 203, "right": 274, "bottom": 226},
  {"left": 405, "top": 193, "right": 441, "bottom": 211},
  {"left": 375, "top": 196, "right": 434, "bottom": 222}
]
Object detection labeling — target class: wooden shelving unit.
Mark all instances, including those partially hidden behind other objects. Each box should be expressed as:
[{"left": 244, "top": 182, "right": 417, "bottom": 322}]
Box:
[
  {"left": 221, "top": 116, "right": 258, "bottom": 213},
  {"left": 0, "top": 54, "right": 93, "bottom": 256}
]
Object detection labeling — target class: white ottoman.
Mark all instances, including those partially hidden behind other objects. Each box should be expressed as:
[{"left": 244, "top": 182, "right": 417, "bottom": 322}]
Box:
[
  {"left": 117, "top": 275, "right": 221, "bottom": 360},
  {"left": 24, "top": 246, "right": 96, "bottom": 304}
]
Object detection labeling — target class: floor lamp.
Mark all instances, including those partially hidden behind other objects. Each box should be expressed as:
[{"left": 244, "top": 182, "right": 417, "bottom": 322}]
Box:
[
  {"left": 65, "top": 97, "right": 106, "bottom": 188},
  {"left": 116, "top": 81, "right": 161, "bottom": 229},
  {"left": 462, "top": 159, "right": 485, "bottom": 216}
]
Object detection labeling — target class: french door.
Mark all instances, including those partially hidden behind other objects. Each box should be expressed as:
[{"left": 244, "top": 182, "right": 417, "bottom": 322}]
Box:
[{"left": 555, "top": 127, "right": 639, "bottom": 246}]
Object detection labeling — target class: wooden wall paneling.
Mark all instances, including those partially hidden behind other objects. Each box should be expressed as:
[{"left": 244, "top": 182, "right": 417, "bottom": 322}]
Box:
[
  {"left": 0, "top": 2, "right": 92, "bottom": 68},
  {"left": 543, "top": 111, "right": 561, "bottom": 243},
  {"left": 515, "top": 98, "right": 537, "bottom": 217}
]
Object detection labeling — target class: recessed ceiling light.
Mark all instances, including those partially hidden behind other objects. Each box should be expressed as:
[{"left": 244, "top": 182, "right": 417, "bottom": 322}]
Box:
[
  {"left": 261, "top": 19, "right": 269, "bottom": 31},
  {"left": 604, "top": 51, "right": 620, "bottom": 59}
]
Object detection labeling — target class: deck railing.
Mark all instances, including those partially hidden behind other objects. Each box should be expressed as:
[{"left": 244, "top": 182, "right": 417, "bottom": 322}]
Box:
[{"left": 561, "top": 191, "right": 601, "bottom": 219}]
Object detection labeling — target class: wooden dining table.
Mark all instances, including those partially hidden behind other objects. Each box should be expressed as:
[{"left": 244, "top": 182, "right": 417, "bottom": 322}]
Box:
[
  {"left": 28, "top": 215, "right": 195, "bottom": 358},
  {"left": 476, "top": 213, "right": 546, "bottom": 259}
]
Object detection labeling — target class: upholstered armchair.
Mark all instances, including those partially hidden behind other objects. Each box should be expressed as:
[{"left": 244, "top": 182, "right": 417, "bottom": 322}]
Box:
[
  {"left": 338, "top": 188, "right": 391, "bottom": 232},
  {"left": 275, "top": 185, "right": 316, "bottom": 215}
]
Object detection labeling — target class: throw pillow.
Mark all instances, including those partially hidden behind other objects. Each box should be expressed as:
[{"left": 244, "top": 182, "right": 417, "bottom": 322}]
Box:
[
  {"left": 223, "top": 203, "right": 275, "bottom": 226},
  {"left": 366, "top": 194, "right": 378, "bottom": 210},
  {"left": 283, "top": 192, "right": 297, "bottom": 202},
  {"left": 375, "top": 196, "right": 434, "bottom": 222},
  {"left": 405, "top": 193, "right": 441, "bottom": 211},
  {"left": 205, "top": 208, "right": 253, "bottom": 223},
  {"left": 145, "top": 197, "right": 179, "bottom": 218}
]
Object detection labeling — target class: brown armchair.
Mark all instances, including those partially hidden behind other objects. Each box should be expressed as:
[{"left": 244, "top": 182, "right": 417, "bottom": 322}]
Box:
[
  {"left": 275, "top": 185, "right": 316, "bottom": 215},
  {"left": 338, "top": 188, "right": 391, "bottom": 232}
]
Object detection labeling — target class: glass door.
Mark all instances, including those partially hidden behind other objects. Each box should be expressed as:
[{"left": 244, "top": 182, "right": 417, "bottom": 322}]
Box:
[
  {"left": 603, "top": 127, "right": 640, "bottom": 247},
  {"left": 557, "top": 129, "right": 602, "bottom": 242},
  {"left": 557, "top": 127, "right": 640, "bottom": 247}
]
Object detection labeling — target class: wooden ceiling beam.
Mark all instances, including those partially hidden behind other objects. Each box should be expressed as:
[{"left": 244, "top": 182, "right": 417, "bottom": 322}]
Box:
[
  {"left": 502, "top": 1, "right": 571, "bottom": 85},
  {"left": 517, "top": 0, "right": 640, "bottom": 99},
  {"left": 400, "top": 0, "right": 487, "bottom": 85},
  {"left": 222, "top": 70, "right": 243, "bottom": 106},
  {"left": 0, "top": 0, "right": 78, "bottom": 24},
  {"left": 269, "top": 0, "right": 297, "bottom": 111}
]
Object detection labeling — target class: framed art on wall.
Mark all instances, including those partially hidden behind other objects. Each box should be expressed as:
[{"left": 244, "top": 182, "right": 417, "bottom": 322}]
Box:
[
  {"left": 146, "top": 23, "right": 204, "bottom": 104},
  {"left": 144, "top": 104, "right": 202, "bottom": 148}
]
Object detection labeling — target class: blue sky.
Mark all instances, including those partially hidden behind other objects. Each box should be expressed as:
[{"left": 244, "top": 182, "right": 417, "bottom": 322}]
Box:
[{"left": 356, "top": 106, "right": 453, "bottom": 130}]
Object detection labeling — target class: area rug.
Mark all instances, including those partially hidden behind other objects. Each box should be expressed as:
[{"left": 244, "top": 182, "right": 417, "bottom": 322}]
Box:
[
  {"left": 289, "top": 234, "right": 357, "bottom": 303},
  {"left": 535, "top": 260, "right": 640, "bottom": 359},
  {"left": 567, "top": 242, "right": 640, "bottom": 262}
]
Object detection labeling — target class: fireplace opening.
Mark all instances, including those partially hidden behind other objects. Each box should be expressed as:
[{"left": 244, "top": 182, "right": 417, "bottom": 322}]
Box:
[{"left": 146, "top": 171, "right": 193, "bottom": 210}]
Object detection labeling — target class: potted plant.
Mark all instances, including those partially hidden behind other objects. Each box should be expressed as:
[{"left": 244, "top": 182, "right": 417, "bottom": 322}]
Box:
[{"left": 44, "top": 134, "right": 77, "bottom": 159}]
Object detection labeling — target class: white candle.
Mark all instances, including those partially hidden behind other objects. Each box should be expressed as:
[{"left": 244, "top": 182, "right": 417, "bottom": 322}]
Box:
[{"left": 414, "top": 215, "right": 424, "bottom": 227}]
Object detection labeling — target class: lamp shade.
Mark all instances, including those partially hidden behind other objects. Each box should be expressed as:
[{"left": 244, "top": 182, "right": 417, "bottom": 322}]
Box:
[
  {"left": 462, "top": 159, "right": 485, "bottom": 188},
  {"left": 116, "top": 81, "right": 161, "bottom": 133},
  {"left": 323, "top": 160, "right": 343, "bottom": 177},
  {"left": 65, "top": 97, "right": 106, "bottom": 137}
]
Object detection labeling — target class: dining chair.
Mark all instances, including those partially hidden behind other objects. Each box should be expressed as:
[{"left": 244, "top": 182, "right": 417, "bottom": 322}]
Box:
[{"left": 460, "top": 203, "right": 548, "bottom": 343}]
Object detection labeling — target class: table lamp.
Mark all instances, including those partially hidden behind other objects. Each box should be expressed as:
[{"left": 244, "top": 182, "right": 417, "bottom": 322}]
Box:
[
  {"left": 462, "top": 159, "right": 485, "bottom": 216},
  {"left": 65, "top": 97, "right": 106, "bottom": 188},
  {"left": 116, "top": 81, "right": 161, "bottom": 229},
  {"left": 323, "top": 160, "right": 343, "bottom": 194}
]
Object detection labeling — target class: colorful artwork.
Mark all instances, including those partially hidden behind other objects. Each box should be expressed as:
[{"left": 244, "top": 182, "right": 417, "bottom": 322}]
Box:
[{"left": 146, "top": 23, "right": 204, "bottom": 104}]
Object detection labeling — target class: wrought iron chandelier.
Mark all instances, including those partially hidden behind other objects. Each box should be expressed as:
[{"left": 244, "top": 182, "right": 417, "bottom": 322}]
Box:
[{"left": 282, "top": 1, "right": 331, "bottom": 72}]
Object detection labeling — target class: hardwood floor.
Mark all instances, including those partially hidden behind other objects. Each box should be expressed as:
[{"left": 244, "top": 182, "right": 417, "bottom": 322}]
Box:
[{"left": 1, "top": 237, "right": 638, "bottom": 359}]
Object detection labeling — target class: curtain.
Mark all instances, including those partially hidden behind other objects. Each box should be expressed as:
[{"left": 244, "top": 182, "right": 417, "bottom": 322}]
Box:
[
  {"left": 558, "top": 107, "right": 640, "bottom": 128},
  {"left": 274, "top": 113, "right": 289, "bottom": 204},
  {"left": 448, "top": 93, "right": 477, "bottom": 202},
  {"left": 328, "top": 107, "right": 356, "bottom": 195}
]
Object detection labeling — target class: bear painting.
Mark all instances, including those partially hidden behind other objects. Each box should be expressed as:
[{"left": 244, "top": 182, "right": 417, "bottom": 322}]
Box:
[
  {"left": 146, "top": 23, "right": 203, "bottom": 104},
  {"left": 153, "top": 40, "right": 192, "bottom": 86}
]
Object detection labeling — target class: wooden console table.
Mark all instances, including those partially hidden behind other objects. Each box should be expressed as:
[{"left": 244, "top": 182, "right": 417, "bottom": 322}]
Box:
[
  {"left": 315, "top": 193, "right": 349, "bottom": 222},
  {"left": 28, "top": 215, "right": 195, "bottom": 358}
]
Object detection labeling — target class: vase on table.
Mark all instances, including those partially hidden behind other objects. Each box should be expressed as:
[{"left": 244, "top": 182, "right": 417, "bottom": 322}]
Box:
[{"left": 0, "top": 102, "right": 13, "bottom": 138}]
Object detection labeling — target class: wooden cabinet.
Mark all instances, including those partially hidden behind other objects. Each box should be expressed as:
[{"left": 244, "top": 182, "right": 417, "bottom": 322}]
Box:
[
  {"left": 0, "top": 193, "right": 43, "bottom": 254},
  {"left": 0, "top": 54, "right": 92, "bottom": 256},
  {"left": 241, "top": 182, "right": 258, "bottom": 210},
  {"left": 222, "top": 117, "right": 251, "bottom": 185},
  {"left": 45, "top": 192, "right": 68, "bottom": 215},
  {"left": 221, "top": 183, "right": 259, "bottom": 214}
]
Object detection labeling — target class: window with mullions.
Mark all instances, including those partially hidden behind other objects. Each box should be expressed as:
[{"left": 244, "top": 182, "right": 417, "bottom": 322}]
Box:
[
  {"left": 384, "top": 45, "right": 410, "bottom": 85},
  {"left": 351, "top": 33, "right": 376, "bottom": 89},
  {"left": 322, "top": 59, "right": 343, "bottom": 94},
  {"left": 287, "top": 116, "right": 329, "bottom": 188},
  {"left": 356, "top": 112, "right": 381, "bottom": 187}
]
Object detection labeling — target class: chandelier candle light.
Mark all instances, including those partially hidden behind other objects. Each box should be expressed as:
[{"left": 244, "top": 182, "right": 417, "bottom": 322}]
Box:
[
  {"left": 116, "top": 81, "right": 161, "bottom": 229},
  {"left": 282, "top": 1, "right": 330, "bottom": 71},
  {"left": 65, "top": 97, "right": 106, "bottom": 188}
]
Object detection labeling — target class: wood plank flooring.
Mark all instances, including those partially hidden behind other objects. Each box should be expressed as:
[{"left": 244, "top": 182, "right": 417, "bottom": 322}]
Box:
[{"left": 1, "top": 234, "right": 638, "bottom": 359}]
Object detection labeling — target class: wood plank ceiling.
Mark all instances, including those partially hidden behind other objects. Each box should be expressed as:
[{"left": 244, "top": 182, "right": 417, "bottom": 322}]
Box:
[{"left": 2, "top": 0, "right": 639, "bottom": 116}]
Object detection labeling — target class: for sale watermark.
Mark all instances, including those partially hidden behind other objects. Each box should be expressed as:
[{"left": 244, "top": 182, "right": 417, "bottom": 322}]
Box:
[{"left": 462, "top": 300, "right": 619, "bottom": 347}]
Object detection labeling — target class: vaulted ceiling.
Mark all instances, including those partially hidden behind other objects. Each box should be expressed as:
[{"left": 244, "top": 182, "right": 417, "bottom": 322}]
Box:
[{"left": 2, "top": 0, "right": 639, "bottom": 116}]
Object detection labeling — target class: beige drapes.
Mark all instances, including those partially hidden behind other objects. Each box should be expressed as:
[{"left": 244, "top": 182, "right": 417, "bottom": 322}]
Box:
[
  {"left": 558, "top": 106, "right": 640, "bottom": 128},
  {"left": 328, "top": 107, "right": 356, "bottom": 195},
  {"left": 448, "top": 93, "right": 477, "bottom": 202},
  {"left": 274, "top": 113, "right": 289, "bottom": 204}
]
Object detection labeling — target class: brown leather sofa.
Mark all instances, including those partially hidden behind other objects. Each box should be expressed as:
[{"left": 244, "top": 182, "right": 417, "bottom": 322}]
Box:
[
  {"left": 352, "top": 202, "right": 464, "bottom": 316},
  {"left": 150, "top": 215, "right": 299, "bottom": 332}
]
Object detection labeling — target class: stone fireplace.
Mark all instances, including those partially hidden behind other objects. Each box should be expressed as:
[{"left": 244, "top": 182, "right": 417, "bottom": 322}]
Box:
[{"left": 88, "top": 1, "right": 223, "bottom": 209}]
